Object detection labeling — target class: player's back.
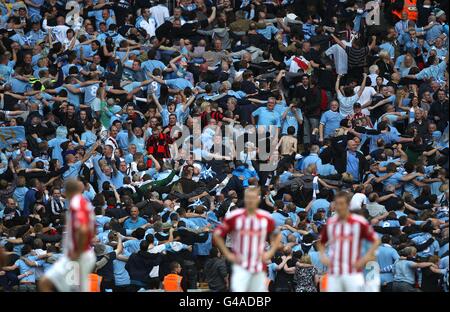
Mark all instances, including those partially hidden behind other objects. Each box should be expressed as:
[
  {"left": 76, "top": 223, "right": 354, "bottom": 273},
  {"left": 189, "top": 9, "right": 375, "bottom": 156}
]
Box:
[{"left": 64, "top": 194, "right": 96, "bottom": 258}]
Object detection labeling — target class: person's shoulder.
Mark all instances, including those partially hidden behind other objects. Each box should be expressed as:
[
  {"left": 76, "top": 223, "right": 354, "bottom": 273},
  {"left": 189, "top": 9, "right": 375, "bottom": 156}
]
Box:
[
  {"left": 226, "top": 208, "right": 246, "bottom": 219},
  {"left": 326, "top": 214, "right": 338, "bottom": 225},
  {"left": 70, "top": 194, "right": 91, "bottom": 210}
]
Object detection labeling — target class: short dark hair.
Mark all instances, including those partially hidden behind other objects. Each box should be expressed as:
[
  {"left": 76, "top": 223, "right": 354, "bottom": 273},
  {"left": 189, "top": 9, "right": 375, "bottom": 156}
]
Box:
[
  {"left": 209, "top": 246, "right": 219, "bottom": 258},
  {"left": 169, "top": 261, "right": 181, "bottom": 272},
  {"left": 381, "top": 234, "right": 392, "bottom": 244},
  {"left": 140, "top": 239, "right": 150, "bottom": 251},
  {"left": 21, "top": 244, "right": 32, "bottom": 256},
  {"left": 287, "top": 126, "right": 296, "bottom": 135},
  {"left": 145, "top": 233, "right": 155, "bottom": 244}
]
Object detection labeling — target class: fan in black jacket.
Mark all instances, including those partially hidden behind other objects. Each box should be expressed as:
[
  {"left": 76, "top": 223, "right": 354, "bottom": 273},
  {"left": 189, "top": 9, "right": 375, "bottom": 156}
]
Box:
[
  {"left": 125, "top": 239, "right": 163, "bottom": 290},
  {"left": 332, "top": 137, "right": 369, "bottom": 183}
]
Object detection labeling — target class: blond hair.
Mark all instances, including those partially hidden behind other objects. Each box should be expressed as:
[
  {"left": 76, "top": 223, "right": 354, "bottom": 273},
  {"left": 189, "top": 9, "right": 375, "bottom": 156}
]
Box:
[
  {"left": 200, "top": 101, "right": 210, "bottom": 113},
  {"left": 300, "top": 254, "right": 312, "bottom": 264},
  {"left": 379, "top": 50, "right": 390, "bottom": 60}
]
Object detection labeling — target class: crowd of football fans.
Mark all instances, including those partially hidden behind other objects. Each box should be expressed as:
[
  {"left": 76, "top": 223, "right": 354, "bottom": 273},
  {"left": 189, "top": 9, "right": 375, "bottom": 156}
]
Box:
[{"left": 0, "top": 0, "right": 448, "bottom": 292}]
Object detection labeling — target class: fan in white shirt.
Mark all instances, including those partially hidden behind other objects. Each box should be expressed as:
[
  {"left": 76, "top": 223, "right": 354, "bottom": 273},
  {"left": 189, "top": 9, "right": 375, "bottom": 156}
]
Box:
[
  {"left": 150, "top": 2, "right": 170, "bottom": 28},
  {"left": 354, "top": 85, "right": 377, "bottom": 116},
  {"left": 350, "top": 187, "right": 368, "bottom": 211},
  {"left": 368, "top": 64, "right": 389, "bottom": 87},
  {"left": 43, "top": 17, "right": 70, "bottom": 44},
  {"left": 138, "top": 8, "right": 156, "bottom": 38}
]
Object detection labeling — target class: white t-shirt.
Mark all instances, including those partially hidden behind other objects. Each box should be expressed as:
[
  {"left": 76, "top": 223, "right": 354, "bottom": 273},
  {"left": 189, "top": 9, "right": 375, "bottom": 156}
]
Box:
[
  {"left": 354, "top": 86, "right": 377, "bottom": 115},
  {"left": 150, "top": 5, "right": 170, "bottom": 28},
  {"left": 325, "top": 41, "right": 351, "bottom": 76},
  {"left": 337, "top": 93, "right": 360, "bottom": 118},
  {"left": 350, "top": 193, "right": 368, "bottom": 211},
  {"left": 368, "top": 73, "right": 388, "bottom": 87},
  {"left": 90, "top": 97, "right": 102, "bottom": 117},
  {"left": 139, "top": 18, "right": 156, "bottom": 38},
  {"left": 43, "top": 19, "right": 70, "bottom": 44}
]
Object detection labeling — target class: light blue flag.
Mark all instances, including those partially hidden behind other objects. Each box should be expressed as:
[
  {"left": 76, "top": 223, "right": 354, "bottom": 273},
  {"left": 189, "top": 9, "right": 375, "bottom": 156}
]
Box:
[{"left": 0, "top": 126, "right": 26, "bottom": 148}]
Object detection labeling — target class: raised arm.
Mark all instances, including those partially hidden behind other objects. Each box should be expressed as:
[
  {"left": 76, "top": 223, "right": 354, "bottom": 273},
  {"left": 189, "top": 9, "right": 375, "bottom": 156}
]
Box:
[
  {"left": 81, "top": 141, "right": 100, "bottom": 163},
  {"left": 207, "top": 6, "right": 217, "bottom": 25},
  {"left": 169, "top": 54, "right": 183, "bottom": 73},
  {"left": 368, "top": 35, "right": 377, "bottom": 51},
  {"left": 356, "top": 73, "right": 368, "bottom": 98},
  {"left": 335, "top": 75, "right": 342, "bottom": 94},
  {"left": 182, "top": 95, "right": 195, "bottom": 112},
  {"left": 331, "top": 33, "right": 347, "bottom": 50},
  {"left": 149, "top": 74, "right": 165, "bottom": 86},
  {"left": 151, "top": 92, "right": 163, "bottom": 112}
]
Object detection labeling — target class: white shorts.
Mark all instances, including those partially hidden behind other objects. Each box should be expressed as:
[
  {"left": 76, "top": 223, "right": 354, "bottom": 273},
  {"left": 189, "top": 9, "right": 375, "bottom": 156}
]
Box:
[
  {"left": 327, "top": 273, "right": 366, "bottom": 292},
  {"left": 231, "top": 264, "right": 267, "bottom": 292},
  {"left": 44, "top": 250, "right": 96, "bottom": 292}
]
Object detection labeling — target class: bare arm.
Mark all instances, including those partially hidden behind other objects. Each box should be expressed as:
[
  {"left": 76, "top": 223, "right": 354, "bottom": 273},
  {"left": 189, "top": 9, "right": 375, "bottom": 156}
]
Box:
[
  {"left": 331, "top": 34, "right": 346, "bottom": 50},
  {"left": 149, "top": 74, "right": 165, "bottom": 85},
  {"left": 368, "top": 36, "right": 377, "bottom": 50},
  {"left": 356, "top": 73, "right": 367, "bottom": 98},
  {"left": 151, "top": 92, "right": 163, "bottom": 112},
  {"left": 182, "top": 95, "right": 195, "bottom": 112},
  {"left": 412, "top": 262, "right": 434, "bottom": 269},
  {"left": 335, "top": 75, "right": 342, "bottom": 94}
]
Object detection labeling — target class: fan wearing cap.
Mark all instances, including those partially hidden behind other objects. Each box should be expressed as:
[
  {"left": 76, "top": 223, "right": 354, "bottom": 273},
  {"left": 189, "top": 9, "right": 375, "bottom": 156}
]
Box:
[{"left": 348, "top": 102, "right": 372, "bottom": 128}]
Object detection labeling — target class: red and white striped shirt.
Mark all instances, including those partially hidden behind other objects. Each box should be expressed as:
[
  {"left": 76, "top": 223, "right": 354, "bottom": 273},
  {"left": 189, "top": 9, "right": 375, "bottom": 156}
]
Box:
[
  {"left": 320, "top": 213, "right": 377, "bottom": 276},
  {"left": 64, "top": 194, "right": 96, "bottom": 259},
  {"left": 214, "top": 208, "right": 275, "bottom": 273}
]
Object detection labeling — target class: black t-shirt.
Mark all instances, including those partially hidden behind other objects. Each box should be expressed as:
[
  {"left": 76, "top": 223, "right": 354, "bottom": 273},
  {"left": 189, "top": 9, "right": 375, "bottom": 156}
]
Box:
[
  {"left": 114, "top": 0, "right": 132, "bottom": 15},
  {"left": 345, "top": 46, "right": 369, "bottom": 68},
  {"left": 379, "top": 192, "right": 402, "bottom": 211},
  {"left": 105, "top": 207, "right": 129, "bottom": 220},
  {"left": 273, "top": 258, "right": 296, "bottom": 290},
  {"left": 302, "top": 48, "right": 321, "bottom": 65},
  {"left": 96, "top": 251, "right": 116, "bottom": 282},
  {"left": 178, "top": 177, "right": 201, "bottom": 194},
  {"left": 421, "top": 267, "right": 443, "bottom": 292},
  {"left": 294, "top": 85, "right": 311, "bottom": 109},
  {"left": 317, "top": 68, "right": 334, "bottom": 91},
  {"left": 247, "top": 33, "right": 269, "bottom": 50},
  {"left": 139, "top": 201, "right": 164, "bottom": 219},
  {"left": 237, "top": 101, "right": 260, "bottom": 126},
  {"left": 240, "top": 80, "right": 258, "bottom": 95},
  {"left": 3, "top": 93, "right": 19, "bottom": 111},
  {"left": 6, "top": 253, "right": 20, "bottom": 267},
  {"left": 371, "top": 94, "right": 390, "bottom": 121}
]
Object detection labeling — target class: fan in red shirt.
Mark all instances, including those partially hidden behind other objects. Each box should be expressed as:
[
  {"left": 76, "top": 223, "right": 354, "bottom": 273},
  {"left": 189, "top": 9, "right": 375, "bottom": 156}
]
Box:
[
  {"left": 213, "top": 187, "right": 281, "bottom": 292},
  {"left": 146, "top": 126, "right": 173, "bottom": 162},
  {"left": 318, "top": 191, "right": 381, "bottom": 292},
  {"left": 39, "top": 179, "right": 96, "bottom": 292}
]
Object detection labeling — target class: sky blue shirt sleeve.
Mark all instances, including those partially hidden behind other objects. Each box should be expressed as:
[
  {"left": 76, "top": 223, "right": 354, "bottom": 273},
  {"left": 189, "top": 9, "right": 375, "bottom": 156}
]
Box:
[{"left": 252, "top": 107, "right": 261, "bottom": 117}]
